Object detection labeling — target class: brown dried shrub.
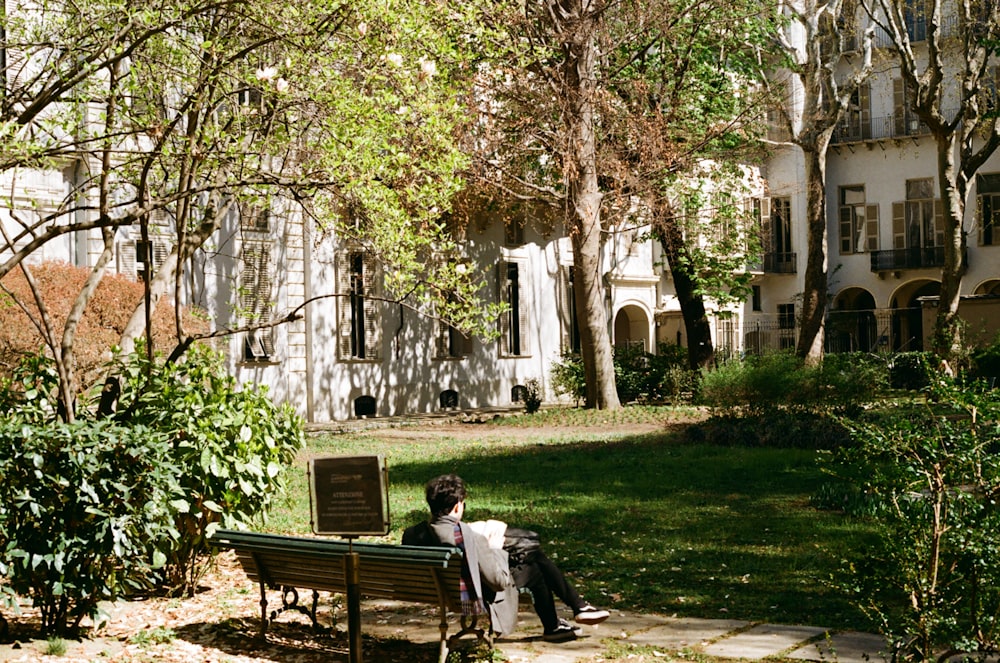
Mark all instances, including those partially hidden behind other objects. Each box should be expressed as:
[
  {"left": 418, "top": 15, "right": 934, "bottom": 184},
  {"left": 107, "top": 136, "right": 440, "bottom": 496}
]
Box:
[{"left": 0, "top": 261, "right": 208, "bottom": 394}]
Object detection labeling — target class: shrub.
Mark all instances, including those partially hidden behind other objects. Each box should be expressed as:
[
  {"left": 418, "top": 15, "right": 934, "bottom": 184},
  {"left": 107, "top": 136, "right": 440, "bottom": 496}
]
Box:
[
  {"left": 113, "top": 342, "right": 304, "bottom": 595},
  {"left": 887, "top": 351, "right": 934, "bottom": 390},
  {"left": 550, "top": 350, "right": 586, "bottom": 405},
  {"left": 700, "top": 351, "right": 887, "bottom": 418},
  {"left": 522, "top": 378, "right": 542, "bottom": 414},
  {"left": 832, "top": 380, "right": 1000, "bottom": 660},
  {"left": 0, "top": 261, "right": 207, "bottom": 398},
  {"left": 699, "top": 351, "right": 807, "bottom": 416},
  {"left": 971, "top": 334, "right": 1000, "bottom": 383},
  {"left": 0, "top": 417, "right": 180, "bottom": 636}
]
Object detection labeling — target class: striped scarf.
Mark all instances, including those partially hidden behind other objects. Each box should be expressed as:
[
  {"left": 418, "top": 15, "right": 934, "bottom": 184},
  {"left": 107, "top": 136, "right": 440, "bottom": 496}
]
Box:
[{"left": 454, "top": 524, "right": 485, "bottom": 616}]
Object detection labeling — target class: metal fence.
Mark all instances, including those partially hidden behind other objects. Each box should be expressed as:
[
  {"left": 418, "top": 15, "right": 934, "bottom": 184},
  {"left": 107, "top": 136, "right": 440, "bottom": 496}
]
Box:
[{"left": 715, "top": 308, "right": 926, "bottom": 358}]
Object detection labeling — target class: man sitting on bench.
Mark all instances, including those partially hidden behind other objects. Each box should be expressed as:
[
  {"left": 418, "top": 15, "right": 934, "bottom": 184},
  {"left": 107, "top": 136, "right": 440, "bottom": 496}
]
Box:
[{"left": 403, "top": 474, "right": 610, "bottom": 643}]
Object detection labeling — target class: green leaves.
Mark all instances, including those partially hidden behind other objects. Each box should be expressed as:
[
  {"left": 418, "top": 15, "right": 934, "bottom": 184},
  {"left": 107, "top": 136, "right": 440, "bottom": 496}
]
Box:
[
  {"left": 834, "top": 380, "right": 1000, "bottom": 659},
  {"left": 0, "top": 417, "right": 180, "bottom": 635},
  {"left": 114, "top": 342, "right": 304, "bottom": 595}
]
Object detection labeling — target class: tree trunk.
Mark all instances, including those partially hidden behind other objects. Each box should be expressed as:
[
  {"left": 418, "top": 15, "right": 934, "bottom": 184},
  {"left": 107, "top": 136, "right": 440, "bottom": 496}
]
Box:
[
  {"left": 561, "top": 0, "right": 620, "bottom": 410},
  {"left": 656, "top": 215, "right": 714, "bottom": 369},
  {"left": 796, "top": 142, "right": 831, "bottom": 366},
  {"left": 933, "top": 134, "right": 967, "bottom": 358}
]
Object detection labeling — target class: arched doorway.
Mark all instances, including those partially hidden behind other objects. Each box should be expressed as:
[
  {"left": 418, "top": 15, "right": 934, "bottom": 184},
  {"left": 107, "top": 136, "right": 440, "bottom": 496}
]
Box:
[
  {"left": 890, "top": 280, "right": 940, "bottom": 351},
  {"left": 828, "top": 288, "right": 878, "bottom": 352},
  {"left": 975, "top": 280, "right": 1000, "bottom": 296},
  {"left": 613, "top": 304, "right": 650, "bottom": 352}
]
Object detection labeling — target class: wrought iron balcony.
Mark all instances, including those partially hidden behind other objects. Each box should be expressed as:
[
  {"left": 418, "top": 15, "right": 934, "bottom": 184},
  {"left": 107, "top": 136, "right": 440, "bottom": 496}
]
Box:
[
  {"left": 762, "top": 252, "right": 797, "bottom": 274},
  {"left": 870, "top": 246, "right": 945, "bottom": 272}
]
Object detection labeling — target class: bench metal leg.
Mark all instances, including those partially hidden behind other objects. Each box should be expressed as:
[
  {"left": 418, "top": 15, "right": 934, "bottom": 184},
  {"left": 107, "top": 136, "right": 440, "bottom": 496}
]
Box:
[
  {"left": 258, "top": 581, "right": 269, "bottom": 640},
  {"left": 438, "top": 604, "right": 449, "bottom": 663}
]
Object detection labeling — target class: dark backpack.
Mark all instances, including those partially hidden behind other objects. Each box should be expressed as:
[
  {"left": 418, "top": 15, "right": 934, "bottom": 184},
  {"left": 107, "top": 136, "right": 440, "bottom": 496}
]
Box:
[{"left": 503, "top": 527, "right": 541, "bottom": 566}]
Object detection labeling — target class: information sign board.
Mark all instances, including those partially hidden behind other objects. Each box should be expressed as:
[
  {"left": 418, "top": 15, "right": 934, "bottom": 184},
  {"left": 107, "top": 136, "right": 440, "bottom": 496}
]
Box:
[{"left": 308, "top": 455, "right": 389, "bottom": 536}]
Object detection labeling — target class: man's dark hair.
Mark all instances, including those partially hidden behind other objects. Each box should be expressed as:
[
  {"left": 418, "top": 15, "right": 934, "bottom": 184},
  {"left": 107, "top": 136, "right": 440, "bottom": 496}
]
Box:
[{"left": 425, "top": 474, "right": 466, "bottom": 518}]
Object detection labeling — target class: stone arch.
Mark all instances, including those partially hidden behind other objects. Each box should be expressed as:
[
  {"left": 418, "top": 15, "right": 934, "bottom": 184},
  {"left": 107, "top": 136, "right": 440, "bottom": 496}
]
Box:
[
  {"left": 974, "top": 279, "right": 1000, "bottom": 296},
  {"left": 613, "top": 303, "right": 651, "bottom": 352},
  {"left": 888, "top": 279, "right": 940, "bottom": 352},
  {"left": 828, "top": 288, "right": 878, "bottom": 352}
]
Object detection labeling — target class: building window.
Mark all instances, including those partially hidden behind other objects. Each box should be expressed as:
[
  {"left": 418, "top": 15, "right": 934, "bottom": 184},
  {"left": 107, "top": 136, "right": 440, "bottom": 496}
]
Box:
[
  {"left": 504, "top": 216, "right": 524, "bottom": 246},
  {"left": 893, "top": 77, "right": 924, "bottom": 136},
  {"left": 499, "top": 260, "right": 529, "bottom": 357},
  {"left": 978, "top": 173, "right": 1000, "bottom": 246},
  {"left": 436, "top": 298, "right": 473, "bottom": 359},
  {"left": 761, "top": 196, "right": 794, "bottom": 272},
  {"left": 778, "top": 303, "right": 795, "bottom": 329},
  {"left": 777, "top": 303, "right": 796, "bottom": 350},
  {"left": 751, "top": 285, "right": 762, "bottom": 312},
  {"left": 839, "top": 186, "right": 879, "bottom": 254},
  {"left": 118, "top": 238, "right": 168, "bottom": 282},
  {"left": 240, "top": 205, "right": 270, "bottom": 232},
  {"left": 338, "top": 250, "right": 381, "bottom": 360},
  {"left": 836, "top": 83, "right": 871, "bottom": 142},
  {"left": 904, "top": 0, "right": 926, "bottom": 41},
  {"left": 561, "top": 266, "right": 581, "bottom": 353},
  {"left": 899, "top": 178, "right": 941, "bottom": 250},
  {"left": 239, "top": 239, "right": 275, "bottom": 362}
]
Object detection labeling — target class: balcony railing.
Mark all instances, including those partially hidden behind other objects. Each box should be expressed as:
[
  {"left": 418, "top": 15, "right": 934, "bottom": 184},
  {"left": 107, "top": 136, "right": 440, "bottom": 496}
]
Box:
[
  {"left": 832, "top": 112, "right": 938, "bottom": 144},
  {"left": 870, "top": 246, "right": 945, "bottom": 271},
  {"left": 762, "top": 252, "right": 797, "bottom": 274}
]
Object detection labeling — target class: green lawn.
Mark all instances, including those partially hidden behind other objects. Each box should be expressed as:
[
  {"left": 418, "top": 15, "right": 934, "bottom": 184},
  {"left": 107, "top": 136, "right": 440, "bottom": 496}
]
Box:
[{"left": 265, "top": 408, "right": 877, "bottom": 632}]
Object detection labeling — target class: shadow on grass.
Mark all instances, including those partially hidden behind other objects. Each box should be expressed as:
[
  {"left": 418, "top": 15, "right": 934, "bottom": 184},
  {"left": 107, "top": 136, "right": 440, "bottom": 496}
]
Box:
[{"left": 292, "top": 425, "right": 877, "bottom": 633}]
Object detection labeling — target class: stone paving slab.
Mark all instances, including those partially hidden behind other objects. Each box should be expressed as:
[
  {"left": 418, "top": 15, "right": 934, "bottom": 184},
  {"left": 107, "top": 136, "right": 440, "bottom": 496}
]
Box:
[
  {"left": 703, "top": 624, "right": 829, "bottom": 660},
  {"left": 788, "top": 631, "right": 890, "bottom": 663},
  {"left": 622, "top": 616, "right": 750, "bottom": 651}
]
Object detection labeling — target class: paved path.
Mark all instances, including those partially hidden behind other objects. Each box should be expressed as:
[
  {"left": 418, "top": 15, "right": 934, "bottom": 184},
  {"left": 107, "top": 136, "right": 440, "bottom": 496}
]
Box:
[{"left": 362, "top": 601, "right": 889, "bottom": 662}]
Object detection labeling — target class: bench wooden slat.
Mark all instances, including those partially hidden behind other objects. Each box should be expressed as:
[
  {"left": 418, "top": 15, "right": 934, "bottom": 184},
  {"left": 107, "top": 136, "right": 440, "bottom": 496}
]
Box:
[{"left": 209, "top": 529, "right": 484, "bottom": 663}]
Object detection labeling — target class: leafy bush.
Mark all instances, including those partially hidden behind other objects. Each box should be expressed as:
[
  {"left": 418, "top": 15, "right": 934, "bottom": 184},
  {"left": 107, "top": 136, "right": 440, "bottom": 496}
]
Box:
[
  {"left": 550, "top": 350, "right": 586, "bottom": 405},
  {"left": 522, "top": 378, "right": 542, "bottom": 414},
  {"left": 887, "top": 351, "right": 934, "bottom": 390},
  {"left": 690, "top": 410, "right": 852, "bottom": 449},
  {"left": 831, "top": 380, "right": 1000, "bottom": 660},
  {"left": 0, "top": 261, "right": 206, "bottom": 397},
  {"left": 551, "top": 344, "right": 697, "bottom": 407},
  {"left": 0, "top": 417, "right": 180, "bottom": 636},
  {"left": 700, "top": 351, "right": 887, "bottom": 418},
  {"left": 113, "top": 343, "right": 304, "bottom": 595},
  {"left": 699, "top": 351, "right": 807, "bottom": 416},
  {"left": 971, "top": 334, "right": 1000, "bottom": 383}
]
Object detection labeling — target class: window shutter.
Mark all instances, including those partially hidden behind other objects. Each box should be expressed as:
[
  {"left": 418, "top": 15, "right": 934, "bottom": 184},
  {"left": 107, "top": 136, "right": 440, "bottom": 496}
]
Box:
[
  {"left": 436, "top": 317, "right": 450, "bottom": 358},
  {"left": 117, "top": 241, "right": 137, "bottom": 278},
  {"left": 839, "top": 206, "right": 853, "bottom": 254},
  {"left": 517, "top": 263, "right": 530, "bottom": 356},
  {"left": 978, "top": 194, "right": 985, "bottom": 246},
  {"left": 362, "top": 253, "right": 381, "bottom": 360},
  {"left": 892, "top": 202, "right": 906, "bottom": 249},
  {"left": 933, "top": 199, "right": 945, "bottom": 247},
  {"left": 859, "top": 83, "right": 871, "bottom": 139},
  {"left": 559, "top": 266, "right": 572, "bottom": 350},
  {"left": 336, "top": 252, "right": 353, "bottom": 359},
  {"left": 760, "top": 198, "right": 773, "bottom": 253},
  {"left": 865, "top": 204, "right": 879, "bottom": 252},
  {"left": 893, "top": 78, "right": 907, "bottom": 136},
  {"left": 461, "top": 331, "right": 473, "bottom": 355},
  {"left": 497, "top": 262, "right": 510, "bottom": 355}
]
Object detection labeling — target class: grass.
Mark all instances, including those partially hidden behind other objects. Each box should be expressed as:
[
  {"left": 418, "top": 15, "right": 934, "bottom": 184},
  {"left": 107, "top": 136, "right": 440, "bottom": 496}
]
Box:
[{"left": 264, "top": 406, "right": 877, "bottom": 632}]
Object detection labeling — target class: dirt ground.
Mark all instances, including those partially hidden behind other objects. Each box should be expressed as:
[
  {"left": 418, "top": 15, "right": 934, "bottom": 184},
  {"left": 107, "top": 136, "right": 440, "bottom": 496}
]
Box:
[
  {"left": 0, "top": 551, "right": 474, "bottom": 663},
  {"left": 0, "top": 417, "right": 695, "bottom": 662}
]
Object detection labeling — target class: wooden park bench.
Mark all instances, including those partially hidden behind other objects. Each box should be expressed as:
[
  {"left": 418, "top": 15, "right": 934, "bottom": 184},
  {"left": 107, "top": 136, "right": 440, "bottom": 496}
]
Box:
[{"left": 208, "top": 529, "right": 492, "bottom": 663}]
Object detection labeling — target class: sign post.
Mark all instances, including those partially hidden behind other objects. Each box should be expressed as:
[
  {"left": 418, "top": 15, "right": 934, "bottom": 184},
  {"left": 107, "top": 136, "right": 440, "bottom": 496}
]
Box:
[{"left": 307, "top": 455, "right": 390, "bottom": 663}]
